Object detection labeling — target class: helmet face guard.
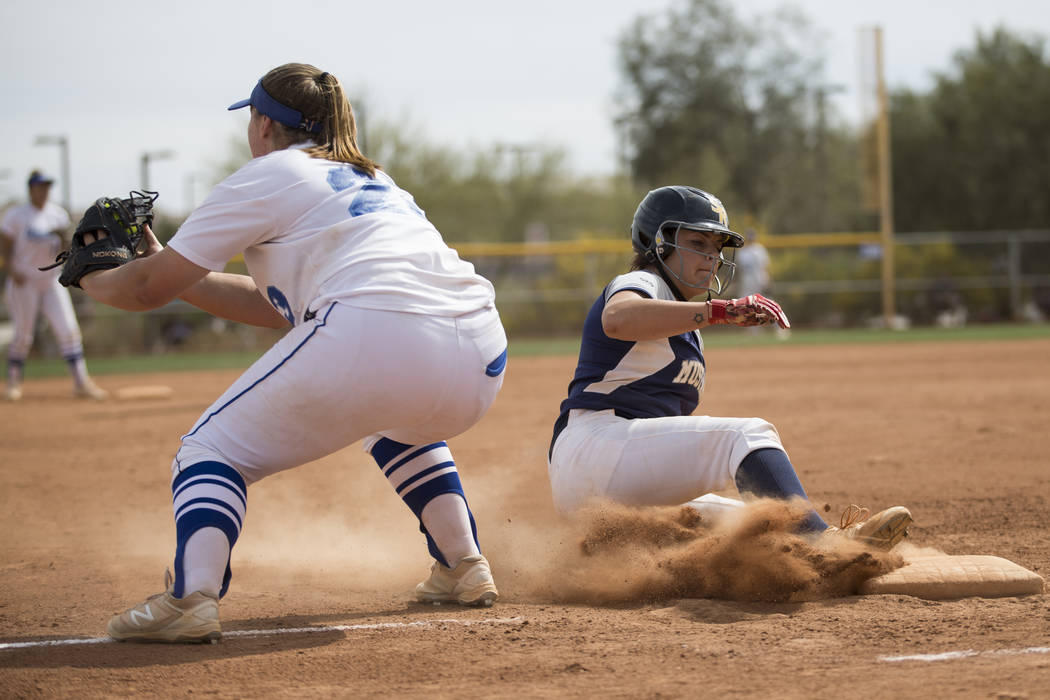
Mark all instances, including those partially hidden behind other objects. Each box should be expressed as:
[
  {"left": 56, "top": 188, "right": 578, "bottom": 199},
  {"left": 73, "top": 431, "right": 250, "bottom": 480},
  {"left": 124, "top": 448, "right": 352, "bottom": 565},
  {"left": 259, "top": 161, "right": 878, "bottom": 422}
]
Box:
[
  {"left": 630, "top": 186, "right": 743, "bottom": 296},
  {"left": 654, "top": 223, "right": 737, "bottom": 296}
]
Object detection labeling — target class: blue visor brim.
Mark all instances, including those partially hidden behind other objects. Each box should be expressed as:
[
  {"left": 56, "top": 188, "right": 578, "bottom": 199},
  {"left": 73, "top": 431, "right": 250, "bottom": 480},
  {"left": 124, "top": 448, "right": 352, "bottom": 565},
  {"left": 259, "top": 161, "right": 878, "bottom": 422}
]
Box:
[{"left": 226, "top": 80, "right": 323, "bottom": 133}]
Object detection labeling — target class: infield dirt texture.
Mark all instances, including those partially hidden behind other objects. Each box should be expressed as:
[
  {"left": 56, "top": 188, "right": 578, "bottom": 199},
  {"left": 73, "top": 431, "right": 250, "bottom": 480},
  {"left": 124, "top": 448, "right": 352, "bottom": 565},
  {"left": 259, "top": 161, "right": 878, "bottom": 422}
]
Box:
[{"left": 1, "top": 338, "right": 1048, "bottom": 697}]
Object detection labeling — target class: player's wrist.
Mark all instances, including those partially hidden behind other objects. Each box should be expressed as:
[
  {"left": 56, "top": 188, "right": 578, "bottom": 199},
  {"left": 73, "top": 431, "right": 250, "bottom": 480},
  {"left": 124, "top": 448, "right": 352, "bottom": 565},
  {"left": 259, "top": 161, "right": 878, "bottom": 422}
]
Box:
[{"left": 707, "top": 299, "right": 729, "bottom": 325}]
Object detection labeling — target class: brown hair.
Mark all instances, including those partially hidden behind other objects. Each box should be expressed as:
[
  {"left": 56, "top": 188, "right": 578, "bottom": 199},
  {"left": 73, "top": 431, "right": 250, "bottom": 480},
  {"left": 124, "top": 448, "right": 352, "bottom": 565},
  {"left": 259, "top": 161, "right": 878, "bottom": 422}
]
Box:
[
  {"left": 629, "top": 251, "right": 653, "bottom": 272},
  {"left": 260, "top": 63, "right": 378, "bottom": 176}
]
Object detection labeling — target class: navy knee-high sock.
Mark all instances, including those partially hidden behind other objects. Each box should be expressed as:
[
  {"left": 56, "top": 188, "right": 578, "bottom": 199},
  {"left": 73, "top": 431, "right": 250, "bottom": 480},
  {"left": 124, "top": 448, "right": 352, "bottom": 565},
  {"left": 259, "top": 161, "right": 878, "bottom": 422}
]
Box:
[
  {"left": 734, "top": 448, "right": 828, "bottom": 533},
  {"left": 371, "top": 437, "right": 480, "bottom": 567},
  {"left": 171, "top": 461, "right": 246, "bottom": 598}
]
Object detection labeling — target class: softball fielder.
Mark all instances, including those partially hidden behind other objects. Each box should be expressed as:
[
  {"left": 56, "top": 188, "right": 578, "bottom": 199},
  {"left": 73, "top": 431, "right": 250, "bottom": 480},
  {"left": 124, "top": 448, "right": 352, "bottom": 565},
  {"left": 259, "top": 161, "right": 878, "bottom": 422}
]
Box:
[
  {"left": 78, "top": 64, "right": 506, "bottom": 643},
  {"left": 0, "top": 171, "right": 106, "bottom": 401},
  {"left": 548, "top": 186, "right": 912, "bottom": 544}
]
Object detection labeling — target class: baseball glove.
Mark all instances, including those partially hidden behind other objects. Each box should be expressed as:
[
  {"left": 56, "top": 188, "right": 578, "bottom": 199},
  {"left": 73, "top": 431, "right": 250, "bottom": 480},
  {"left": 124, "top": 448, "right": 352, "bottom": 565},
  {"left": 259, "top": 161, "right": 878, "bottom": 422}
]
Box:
[
  {"left": 39, "top": 190, "right": 159, "bottom": 288},
  {"left": 709, "top": 293, "right": 791, "bottom": 329}
]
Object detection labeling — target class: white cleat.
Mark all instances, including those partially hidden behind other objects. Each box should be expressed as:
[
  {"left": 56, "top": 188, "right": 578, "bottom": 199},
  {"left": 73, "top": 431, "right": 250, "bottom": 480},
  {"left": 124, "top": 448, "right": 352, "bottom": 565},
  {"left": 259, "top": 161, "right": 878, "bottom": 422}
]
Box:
[
  {"left": 107, "top": 570, "right": 221, "bottom": 643},
  {"left": 825, "top": 505, "right": 913, "bottom": 550},
  {"left": 415, "top": 554, "right": 499, "bottom": 607},
  {"left": 74, "top": 380, "right": 108, "bottom": 400}
]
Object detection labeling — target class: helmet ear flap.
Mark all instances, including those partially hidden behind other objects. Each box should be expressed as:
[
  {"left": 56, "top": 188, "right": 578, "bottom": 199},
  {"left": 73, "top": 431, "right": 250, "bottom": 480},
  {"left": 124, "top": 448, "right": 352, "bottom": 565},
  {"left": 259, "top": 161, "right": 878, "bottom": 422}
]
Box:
[
  {"left": 642, "top": 229, "right": 663, "bottom": 262},
  {"left": 654, "top": 228, "right": 670, "bottom": 260}
]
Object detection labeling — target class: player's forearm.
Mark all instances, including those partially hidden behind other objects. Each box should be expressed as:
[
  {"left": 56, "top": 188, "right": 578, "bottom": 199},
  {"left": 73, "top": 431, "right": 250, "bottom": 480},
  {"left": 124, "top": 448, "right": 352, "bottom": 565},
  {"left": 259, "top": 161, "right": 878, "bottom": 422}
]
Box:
[
  {"left": 80, "top": 259, "right": 171, "bottom": 311},
  {"left": 179, "top": 272, "right": 290, "bottom": 329},
  {"left": 602, "top": 297, "right": 714, "bottom": 341}
]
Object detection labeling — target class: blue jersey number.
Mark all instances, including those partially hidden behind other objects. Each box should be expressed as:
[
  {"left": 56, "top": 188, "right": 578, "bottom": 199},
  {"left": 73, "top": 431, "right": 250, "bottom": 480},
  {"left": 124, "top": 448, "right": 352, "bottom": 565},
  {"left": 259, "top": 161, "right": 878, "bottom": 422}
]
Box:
[
  {"left": 267, "top": 285, "right": 296, "bottom": 324},
  {"left": 326, "top": 166, "right": 424, "bottom": 219}
]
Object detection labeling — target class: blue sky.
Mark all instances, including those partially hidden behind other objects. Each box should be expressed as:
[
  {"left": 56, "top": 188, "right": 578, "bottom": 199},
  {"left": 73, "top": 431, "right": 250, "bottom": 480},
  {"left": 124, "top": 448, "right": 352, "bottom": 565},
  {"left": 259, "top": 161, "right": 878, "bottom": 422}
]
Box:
[{"left": 1, "top": 0, "right": 1047, "bottom": 214}]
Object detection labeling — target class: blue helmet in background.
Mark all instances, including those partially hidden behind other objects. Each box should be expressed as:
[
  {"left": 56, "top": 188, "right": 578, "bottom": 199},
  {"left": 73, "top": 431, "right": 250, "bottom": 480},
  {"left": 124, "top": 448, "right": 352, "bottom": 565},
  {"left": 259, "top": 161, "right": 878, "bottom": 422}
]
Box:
[{"left": 631, "top": 186, "right": 744, "bottom": 262}]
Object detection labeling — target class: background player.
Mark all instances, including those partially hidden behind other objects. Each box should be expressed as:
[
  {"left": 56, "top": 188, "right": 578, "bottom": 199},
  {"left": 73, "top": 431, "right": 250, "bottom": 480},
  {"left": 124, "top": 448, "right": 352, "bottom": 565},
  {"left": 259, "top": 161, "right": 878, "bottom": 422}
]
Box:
[
  {"left": 733, "top": 227, "right": 787, "bottom": 338},
  {"left": 75, "top": 63, "right": 507, "bottom": 642},
  {"left": 548, "top": 185, "right": 912, "bottom": 546},
  {"left": 733, "top": 228, "right": 772, "bottom": 299},
  {"left": 0, "top": 170, "right": 106, "bottom": 401}
]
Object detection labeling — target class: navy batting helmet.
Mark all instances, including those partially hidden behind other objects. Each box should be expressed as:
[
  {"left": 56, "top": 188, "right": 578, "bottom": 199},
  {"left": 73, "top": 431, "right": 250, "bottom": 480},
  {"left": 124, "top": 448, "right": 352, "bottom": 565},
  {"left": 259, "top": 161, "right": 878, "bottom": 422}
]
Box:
[{"left": 630, "top": 186, "right": 743, "bottom": 262}]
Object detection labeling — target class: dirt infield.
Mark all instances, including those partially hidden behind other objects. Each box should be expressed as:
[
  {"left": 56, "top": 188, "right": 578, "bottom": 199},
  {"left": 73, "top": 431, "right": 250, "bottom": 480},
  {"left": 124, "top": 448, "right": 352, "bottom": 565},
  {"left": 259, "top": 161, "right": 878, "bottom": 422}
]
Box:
[{"left": 1, "top": 338, "right": 1048, "bottom": 698}]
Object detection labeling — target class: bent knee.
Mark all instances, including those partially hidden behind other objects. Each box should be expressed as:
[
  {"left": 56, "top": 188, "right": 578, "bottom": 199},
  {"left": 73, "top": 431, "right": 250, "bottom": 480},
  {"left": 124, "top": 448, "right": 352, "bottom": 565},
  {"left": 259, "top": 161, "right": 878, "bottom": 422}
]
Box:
[
  {"left": 740, "top": 417, "right": 781, "bottom": 444},
  {"left": 728, "top": 418, "right": 784, "bottom": 476},
  {"left": 173, "top": 440, "right": 251, "bottom": 484}
]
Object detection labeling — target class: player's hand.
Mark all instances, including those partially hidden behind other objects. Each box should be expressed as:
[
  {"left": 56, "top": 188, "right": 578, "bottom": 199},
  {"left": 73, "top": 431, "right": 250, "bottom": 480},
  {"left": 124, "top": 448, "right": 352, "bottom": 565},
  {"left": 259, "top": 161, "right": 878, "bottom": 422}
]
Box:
[
  {"left": 708, "top": 293, "right": 790, "bottom": 329},
  {"left": 80, "top": 229, "right": 107, "bottom": 245}
]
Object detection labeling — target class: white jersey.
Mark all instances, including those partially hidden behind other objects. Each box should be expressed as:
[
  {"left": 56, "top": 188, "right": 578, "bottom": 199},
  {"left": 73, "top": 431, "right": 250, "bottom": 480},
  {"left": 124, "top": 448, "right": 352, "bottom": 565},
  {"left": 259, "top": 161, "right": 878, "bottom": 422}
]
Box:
[
  {"left": 0, "top": 202, "right": 70, "bottom": 283},
  {"left": 168, "top": 146, "right": 495, "bottom": 325}
]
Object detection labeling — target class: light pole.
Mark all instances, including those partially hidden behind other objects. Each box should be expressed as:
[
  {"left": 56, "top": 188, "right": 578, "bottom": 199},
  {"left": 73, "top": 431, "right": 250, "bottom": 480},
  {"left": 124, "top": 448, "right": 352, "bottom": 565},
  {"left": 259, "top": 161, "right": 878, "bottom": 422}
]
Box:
[
  {"left": 34, "top": 134, "right": 71, "bottom": 212},
  {"left": 140, "top": 149, "right": 175, "bottom": 192},
  {"left": 814, "top": 84, "right": 846, "bottom": 231}
]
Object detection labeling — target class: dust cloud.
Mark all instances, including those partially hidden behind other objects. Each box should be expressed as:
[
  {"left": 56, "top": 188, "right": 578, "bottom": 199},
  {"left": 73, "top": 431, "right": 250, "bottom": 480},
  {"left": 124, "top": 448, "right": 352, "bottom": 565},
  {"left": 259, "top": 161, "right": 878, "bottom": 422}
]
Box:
[
  {"left": 494, "top": 498, "right": 905, "bottom": 604},
  {"left": 116, "top": 460, "right": 905, "bottom": 606}
]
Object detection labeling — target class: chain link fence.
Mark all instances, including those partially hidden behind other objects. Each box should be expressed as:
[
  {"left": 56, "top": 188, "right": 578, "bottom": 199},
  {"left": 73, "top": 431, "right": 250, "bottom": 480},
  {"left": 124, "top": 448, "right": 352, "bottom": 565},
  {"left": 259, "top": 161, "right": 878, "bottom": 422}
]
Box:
[{"left": 2, "top": 230, "right": 1048, "bottom": 357}]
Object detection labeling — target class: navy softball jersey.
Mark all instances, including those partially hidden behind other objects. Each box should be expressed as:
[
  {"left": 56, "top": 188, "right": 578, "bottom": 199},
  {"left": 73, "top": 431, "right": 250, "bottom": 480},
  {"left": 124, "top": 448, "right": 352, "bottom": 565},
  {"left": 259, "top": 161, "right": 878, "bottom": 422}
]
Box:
[{"left": 556, "top": 269, "right": 706, "bottom": 431}]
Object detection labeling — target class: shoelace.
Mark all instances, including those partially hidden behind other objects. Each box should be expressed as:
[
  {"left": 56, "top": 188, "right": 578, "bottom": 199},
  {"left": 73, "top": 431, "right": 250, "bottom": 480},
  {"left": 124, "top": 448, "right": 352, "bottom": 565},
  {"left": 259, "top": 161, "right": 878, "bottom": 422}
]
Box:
[
  {"left": 132, "top": 570, "right": 177, "bottom": 611},
  {"left": 839, "top": 504, "right": 871, "bottom": 529}
]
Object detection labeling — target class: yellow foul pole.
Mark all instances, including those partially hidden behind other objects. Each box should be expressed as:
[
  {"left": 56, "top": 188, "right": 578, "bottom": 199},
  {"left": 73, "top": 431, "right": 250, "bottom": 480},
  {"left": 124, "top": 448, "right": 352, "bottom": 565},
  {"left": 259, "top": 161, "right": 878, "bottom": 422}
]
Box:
[{"left": 875, "top": 26, "right": 896, "bottom": 326}]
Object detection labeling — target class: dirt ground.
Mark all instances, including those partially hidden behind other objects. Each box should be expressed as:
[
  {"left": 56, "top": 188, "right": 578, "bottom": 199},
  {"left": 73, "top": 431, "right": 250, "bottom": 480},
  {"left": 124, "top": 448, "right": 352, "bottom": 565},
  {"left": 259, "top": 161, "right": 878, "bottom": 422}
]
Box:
[{"left": 1, "top": 338, "right": 1048, "bottom": 698}]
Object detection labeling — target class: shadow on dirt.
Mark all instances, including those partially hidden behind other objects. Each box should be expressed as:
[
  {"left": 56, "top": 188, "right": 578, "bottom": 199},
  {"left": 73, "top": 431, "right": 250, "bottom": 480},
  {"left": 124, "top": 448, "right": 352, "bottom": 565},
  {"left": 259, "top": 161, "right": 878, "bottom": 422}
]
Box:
[{"left": 0, "top": 606, "right": 424, "bottom": 669}]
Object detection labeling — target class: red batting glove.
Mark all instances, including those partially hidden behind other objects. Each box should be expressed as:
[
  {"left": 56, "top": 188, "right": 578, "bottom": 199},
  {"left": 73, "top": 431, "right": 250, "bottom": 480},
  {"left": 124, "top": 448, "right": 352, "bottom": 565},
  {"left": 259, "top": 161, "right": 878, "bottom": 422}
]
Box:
[{"left": 708, "top": 294, "right": 791, "bottom": 329}]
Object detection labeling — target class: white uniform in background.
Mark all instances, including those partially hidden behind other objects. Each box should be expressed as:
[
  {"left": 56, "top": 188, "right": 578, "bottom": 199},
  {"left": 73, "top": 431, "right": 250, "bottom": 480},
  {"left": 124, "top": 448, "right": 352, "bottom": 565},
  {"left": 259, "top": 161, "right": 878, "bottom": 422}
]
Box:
[
  {"left": 1, "top": 201, "right": 101, "bottom": 398},
  {"left": 734, "top": 241, "right": 771, "bottom": 297}
]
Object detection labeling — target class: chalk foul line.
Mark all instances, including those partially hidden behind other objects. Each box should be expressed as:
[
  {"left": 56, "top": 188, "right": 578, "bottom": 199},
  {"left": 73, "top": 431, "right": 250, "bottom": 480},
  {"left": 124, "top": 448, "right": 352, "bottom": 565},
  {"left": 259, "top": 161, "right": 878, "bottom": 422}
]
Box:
[
  {"left": 0, "top": 616, "right": 524, "bottom": 651},
  {"left": 879, "top": 646, "right": 1050, "bottom": 663}
]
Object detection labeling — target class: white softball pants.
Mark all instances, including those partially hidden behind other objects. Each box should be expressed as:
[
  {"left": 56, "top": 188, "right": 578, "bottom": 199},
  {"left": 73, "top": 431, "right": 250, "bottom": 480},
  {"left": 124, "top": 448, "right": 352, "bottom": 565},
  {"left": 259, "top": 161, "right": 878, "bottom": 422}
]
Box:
[
  {"left": 548, "top": 408, "right": 785, "bottom": 516},
  {"left": 3, "top": 276, "right": 84, "bottom": 360},
  {"left": 174, "top": 301, "right": 507, "bottom": 484}
]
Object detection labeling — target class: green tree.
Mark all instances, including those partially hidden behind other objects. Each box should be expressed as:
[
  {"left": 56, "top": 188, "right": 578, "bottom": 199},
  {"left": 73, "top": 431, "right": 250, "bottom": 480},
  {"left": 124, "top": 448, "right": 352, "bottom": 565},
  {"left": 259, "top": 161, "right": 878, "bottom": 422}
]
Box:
[
  {"left": 891, "top": 27, "right": 1050, "bottom": 231},
  {"left": 363, "top": 118, "right": 642, "bottom": 243},
  {"left": 614, "top": 0, "right": 860, "bottom": 233}
]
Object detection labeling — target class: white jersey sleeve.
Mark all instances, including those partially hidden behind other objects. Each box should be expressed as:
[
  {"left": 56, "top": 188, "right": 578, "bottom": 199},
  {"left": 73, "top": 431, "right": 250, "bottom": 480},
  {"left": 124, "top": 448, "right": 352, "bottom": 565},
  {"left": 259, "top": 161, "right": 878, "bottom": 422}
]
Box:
[
  {"left": 51, "top": 203, "right": 71, "bottom": 231},
  {"left": 605, "top": 269, "right": 679, "bottom": 302},
  {"left": 166, "top": 170, "right": 276, "bottom": 271},
  {"left": 168, "top": 147, "right": 495, "bottom": 325}
]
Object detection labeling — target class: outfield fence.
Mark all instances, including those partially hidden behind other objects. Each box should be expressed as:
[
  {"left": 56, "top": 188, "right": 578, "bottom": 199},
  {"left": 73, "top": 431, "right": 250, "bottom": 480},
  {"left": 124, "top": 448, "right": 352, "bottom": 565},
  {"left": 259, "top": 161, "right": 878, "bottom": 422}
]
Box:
[{"left": 2, "top": 229, "right": 1048, "bottom": 356}]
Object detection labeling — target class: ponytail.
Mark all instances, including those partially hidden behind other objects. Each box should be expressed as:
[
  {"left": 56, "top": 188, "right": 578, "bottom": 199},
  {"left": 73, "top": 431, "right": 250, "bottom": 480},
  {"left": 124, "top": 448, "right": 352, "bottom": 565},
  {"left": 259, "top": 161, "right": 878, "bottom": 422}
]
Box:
[{"left": 261, "top": 63, "right": 378, "bottom": 176}]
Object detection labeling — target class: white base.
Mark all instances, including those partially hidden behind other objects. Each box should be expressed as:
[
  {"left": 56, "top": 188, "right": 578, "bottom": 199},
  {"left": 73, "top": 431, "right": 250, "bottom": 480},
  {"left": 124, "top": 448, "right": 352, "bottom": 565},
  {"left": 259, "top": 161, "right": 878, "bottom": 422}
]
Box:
[{"left": 860, "top": 554, "right": 1044, "bottom": 599}]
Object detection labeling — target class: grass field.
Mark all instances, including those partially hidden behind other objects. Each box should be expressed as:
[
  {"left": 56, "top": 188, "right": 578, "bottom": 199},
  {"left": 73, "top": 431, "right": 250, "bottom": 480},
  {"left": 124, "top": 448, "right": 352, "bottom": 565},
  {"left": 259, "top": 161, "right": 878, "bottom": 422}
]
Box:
[{"left": 16, "top": 322, "right": 1050, "bottom": 378}]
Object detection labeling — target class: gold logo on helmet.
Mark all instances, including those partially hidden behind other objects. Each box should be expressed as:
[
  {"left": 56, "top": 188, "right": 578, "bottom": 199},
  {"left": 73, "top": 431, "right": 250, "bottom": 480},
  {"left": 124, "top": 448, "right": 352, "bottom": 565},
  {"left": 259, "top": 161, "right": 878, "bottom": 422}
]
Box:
[{"left": 708, "top": 198, "right": 728, "bottom": 226}]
